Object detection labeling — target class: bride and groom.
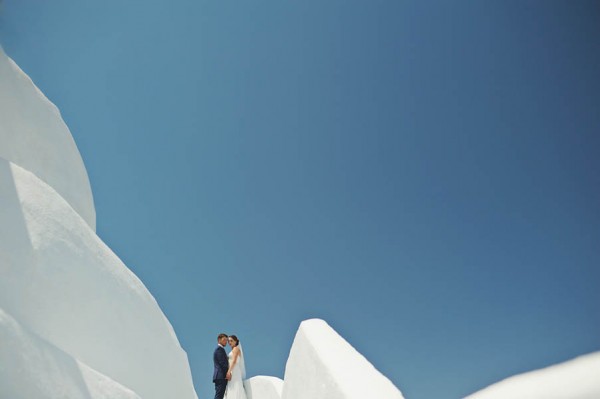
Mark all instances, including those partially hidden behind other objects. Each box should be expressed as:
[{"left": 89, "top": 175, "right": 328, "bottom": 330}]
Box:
[{"left": 213, "top": 333, "right": 247, "bottom": 399}]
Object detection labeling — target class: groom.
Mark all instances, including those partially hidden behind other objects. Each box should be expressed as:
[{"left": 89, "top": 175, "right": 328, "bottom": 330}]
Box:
[{"left": 213, "top": 333, "right": 230, "bottom": 399}]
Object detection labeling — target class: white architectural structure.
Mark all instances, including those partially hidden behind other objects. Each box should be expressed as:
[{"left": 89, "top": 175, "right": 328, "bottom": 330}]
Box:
[
  {"left": 0, "top": 158, "right": 197, "bottom": 399},
  {"left": 466, "top": 352, "right": 600, "bottom": 399},
  {"left": 0, "top": 46, "right": 95, "bottom": 229},
  {"left": 244, "top": 376, "right": 284, "bottom": 399},
  {"left": 282, "top": 319, "right": 405, "bottom": 399},
  {"left": 0, "top": 308, "right": 141, "bottom": 399},
  {"left": 0, "top": 49, "right": 197, "bottom": 399}
]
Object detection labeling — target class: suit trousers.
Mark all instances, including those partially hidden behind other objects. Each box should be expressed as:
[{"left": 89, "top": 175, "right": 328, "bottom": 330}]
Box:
[{"left": 214, "top": 379, "right": 227, "bottom": 399}]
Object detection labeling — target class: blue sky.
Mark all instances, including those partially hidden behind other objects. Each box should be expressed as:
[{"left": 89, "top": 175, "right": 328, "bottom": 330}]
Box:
[{"left": 1, "top": 1, "right": 599, "bottom": 398}]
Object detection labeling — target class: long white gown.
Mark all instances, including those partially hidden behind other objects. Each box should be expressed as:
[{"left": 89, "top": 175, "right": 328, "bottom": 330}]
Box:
[{"left": 225, "top": 348, "right": 247, "bottom": 399}]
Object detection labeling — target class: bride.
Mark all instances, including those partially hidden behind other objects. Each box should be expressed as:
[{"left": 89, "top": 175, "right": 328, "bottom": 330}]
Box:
[{"left": 225, "top": 335, "right": 247, "bottom": 399}]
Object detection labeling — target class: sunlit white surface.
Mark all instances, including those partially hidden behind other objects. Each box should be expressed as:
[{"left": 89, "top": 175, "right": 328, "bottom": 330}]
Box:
[
  {"left": 0, "top": 158, "right": 197, "bottom": 399},
  {"left": 244, "top": 376, "right": 283, "bottom": 399},
  {"left": 282, "top": 319, "right": 404, "bottom": 399},
  {"left": 0, "top": 307, "right": 141, "bottom": 399},
  {"left": 0, "top": 46, "right": 95, "bottom": 229},
  {"left": 466, "top": 352, "right": 600, "bottom": 399}
]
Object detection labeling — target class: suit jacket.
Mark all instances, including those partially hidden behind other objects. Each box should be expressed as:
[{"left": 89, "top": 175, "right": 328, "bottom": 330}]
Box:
[{"left": 213, "top": 345, "right": 229, "bottom": 383}]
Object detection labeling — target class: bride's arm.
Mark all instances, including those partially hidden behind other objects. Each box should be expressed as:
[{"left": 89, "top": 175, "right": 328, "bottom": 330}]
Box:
[{"left": 227, "top": 347, "right": 240, "bottom": 374}]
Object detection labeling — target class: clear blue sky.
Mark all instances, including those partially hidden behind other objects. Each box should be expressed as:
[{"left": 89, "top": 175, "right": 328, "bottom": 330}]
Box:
[{"left": 1, "top": 1, "right": 599, "bottom": 398}]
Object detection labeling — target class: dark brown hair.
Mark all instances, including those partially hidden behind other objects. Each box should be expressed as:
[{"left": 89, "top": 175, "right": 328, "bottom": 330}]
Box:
[
  {"left": 218, "top": 333, "right": 228, "bottom": 341},
  {"left": 229, "top": 335, "right": 240, "bottom": 347}
]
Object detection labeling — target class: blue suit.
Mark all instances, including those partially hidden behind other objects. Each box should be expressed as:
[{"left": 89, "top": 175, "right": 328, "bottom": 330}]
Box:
[{"left": 213, "top": 345, "right": 229, "bottom": 399}]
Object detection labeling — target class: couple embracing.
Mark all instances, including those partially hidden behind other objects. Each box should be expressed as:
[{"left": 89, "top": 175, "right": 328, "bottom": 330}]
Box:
[{"left": 213, "top": 333, "right": 247, "bottom": 399}]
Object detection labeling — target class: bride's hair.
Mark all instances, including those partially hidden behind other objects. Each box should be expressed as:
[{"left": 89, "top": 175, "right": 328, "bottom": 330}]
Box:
[{"left": 229, "top": 335, "right": 240, "bottom": 347}]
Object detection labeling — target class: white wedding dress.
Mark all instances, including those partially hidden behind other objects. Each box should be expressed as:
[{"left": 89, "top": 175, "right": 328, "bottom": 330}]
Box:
[{"left": 225, "top": 346, "right": 247, "bottom": 399}]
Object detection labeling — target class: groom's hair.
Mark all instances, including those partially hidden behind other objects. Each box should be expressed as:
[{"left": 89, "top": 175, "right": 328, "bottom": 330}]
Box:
[{"left": 217, "top": 333, "right": 228, "bottom": 341}]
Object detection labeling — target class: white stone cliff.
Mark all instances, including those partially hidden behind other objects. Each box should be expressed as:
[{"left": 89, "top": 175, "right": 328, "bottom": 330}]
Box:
[
  {"left": 0, "top": 48, "right": 95, "bottom": 230},
  {"left": 0, "top": 308, "right": 141, "bottom": 399},
  {"left": 244, "top": 376, "right": 284, "bottom": 399},
  {"left": 283, "top": 319, "right": 404, "bottom": 399},
  {"left": 466, "top": 352, "right": 600, "bottom": 399},
  {"left": 0, "top": 46, "right": 197, "bottom": 399}
]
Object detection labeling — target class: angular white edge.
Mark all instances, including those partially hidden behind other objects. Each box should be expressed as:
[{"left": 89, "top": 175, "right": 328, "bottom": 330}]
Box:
[
  {"left": 244, "top": 376, "right": 284, "bottom": 399},
  {"left": 466, "top": 352, "right": 600, "bottom": 399},
  {"left": 0, "top": 307, "right": 141, "bottom": 399},
  {"left": 0, "top": 47, "right": 95, "bottom": 229},
  {"left": 282, "top": 318, "right": 404, "bottom": 399},
  {"left": 0, "top": 157, "right": 197, "bottom": 399}
]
